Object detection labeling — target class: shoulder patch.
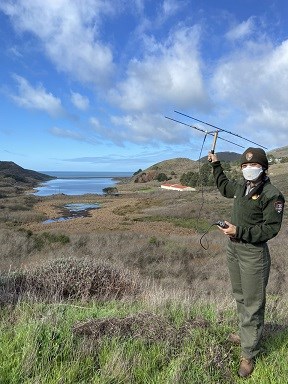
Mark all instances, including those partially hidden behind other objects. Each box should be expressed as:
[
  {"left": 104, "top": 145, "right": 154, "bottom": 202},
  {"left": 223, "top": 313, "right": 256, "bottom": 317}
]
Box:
[{"left": 275, "top": 201, "right": 284, "bottom": 214}]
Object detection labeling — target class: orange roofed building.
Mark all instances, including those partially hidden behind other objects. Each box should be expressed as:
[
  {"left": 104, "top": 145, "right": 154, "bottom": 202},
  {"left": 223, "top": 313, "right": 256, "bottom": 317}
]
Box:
[{"left": 160, "top": 183, "right": 196, "bottom": 191}]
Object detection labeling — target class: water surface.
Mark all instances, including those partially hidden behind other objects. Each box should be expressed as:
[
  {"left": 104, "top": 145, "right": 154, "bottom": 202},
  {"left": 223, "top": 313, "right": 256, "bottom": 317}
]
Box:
[
  {"left": 34, "top": 171, "right": 132, "bottom": 196},
  {"left": 42, "top": 202, "right": 100, "bottom": 224}
]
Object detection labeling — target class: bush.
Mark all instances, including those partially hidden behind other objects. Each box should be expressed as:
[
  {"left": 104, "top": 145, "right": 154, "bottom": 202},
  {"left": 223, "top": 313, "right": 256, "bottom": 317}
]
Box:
[
  {"left": 156, "top": 173, "right": 169, "bottom": 182},
  {"left": 0, "top": 258, "right": 141, "bottom": 304},
  {"left": 31, "top": 232, "right": 70, "bottom": 251},
  {"left": 103, "top": 187, "right": 118, "bottom": 195}
]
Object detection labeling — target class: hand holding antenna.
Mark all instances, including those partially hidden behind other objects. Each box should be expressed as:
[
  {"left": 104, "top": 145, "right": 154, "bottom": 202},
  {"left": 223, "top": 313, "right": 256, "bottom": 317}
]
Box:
[
  {"left": 208, "top": 151, "right": 218, "bottom": 163},
  {"left": 208, "top": 130, "right": 219, "bottom": 161}
]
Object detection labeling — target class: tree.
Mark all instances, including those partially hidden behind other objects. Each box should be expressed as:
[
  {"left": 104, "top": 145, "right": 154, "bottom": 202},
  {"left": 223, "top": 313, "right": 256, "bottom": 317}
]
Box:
[
  {"left": 156, "top": 173, "right": 169, "bottom": 182},
  {"left": 180, "top": 171, "right": 199, "bottom": 187},
  {"left": 199, "top": 163, "right": 211, "bottom": 185},
  {"left": 102, "top": 187, "right": 118, "bottom": 195},
  {"left": 222, "top": 161, "right": 231, "bottom": 171},
  {"left": 180, "top": 163, "right": 214, "bottom": 187},
  {"left": 133, "top": 169, "right": 142, "bottom": 176},
  {"left": 268, "top": 155, "right": 276, "bottom": 164}
]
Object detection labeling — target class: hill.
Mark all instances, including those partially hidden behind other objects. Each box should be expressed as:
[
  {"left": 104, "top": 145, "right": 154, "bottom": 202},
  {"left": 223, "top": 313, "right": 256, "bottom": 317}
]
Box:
[
  {"left": 132, "top": 157, "right": 197, "bottom": 183},
  {"left": 140, "top": 147, "right": 288, "bottom": 177},
  {"left": 132, "top": 148, "right": 288, "bottom": 185},
  {"left": 145, "top": 152, "right": 242, "bottom": 174},
  {"left": 146, "top": 157, "right": 196, "bottom": 173},
  {"left": 0, "top": 161, "right": 55, "bottom": 195},
  {"left": 199, "top": 151, "right": 241, "bottom": 163},
  {"left": 133, "top": 153, "right": 243, "bottom": 183},
  {"left": 268, "top": 145, "right": 288, "bottom": 158},
  {"left": 136, "top": 153, "right": 241, "bottom": 181}
]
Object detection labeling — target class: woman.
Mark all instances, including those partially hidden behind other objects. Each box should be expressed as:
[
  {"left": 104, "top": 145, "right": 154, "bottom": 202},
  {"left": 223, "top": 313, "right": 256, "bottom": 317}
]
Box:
[{"left": 208, "top": 147, "right": 285, "bottom": 378}]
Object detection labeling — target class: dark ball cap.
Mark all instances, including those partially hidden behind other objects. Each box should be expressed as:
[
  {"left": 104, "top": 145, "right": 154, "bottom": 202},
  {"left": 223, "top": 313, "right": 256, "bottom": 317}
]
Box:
[{"left": 240, "top": 147, "right": 268, "bottom": 169}]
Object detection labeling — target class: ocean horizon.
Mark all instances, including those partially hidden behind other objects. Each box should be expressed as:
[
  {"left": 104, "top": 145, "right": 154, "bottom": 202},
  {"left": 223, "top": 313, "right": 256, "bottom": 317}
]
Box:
[
  {"left": 33, "top": 171, "right": 133, "bottom": 196},
  {"left": 40, "top": 171, "right": 133, "bottom": 179}
]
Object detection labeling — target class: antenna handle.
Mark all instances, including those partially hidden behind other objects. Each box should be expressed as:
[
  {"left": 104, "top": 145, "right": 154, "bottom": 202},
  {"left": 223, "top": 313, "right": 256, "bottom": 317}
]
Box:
[
  {"left": 211, "top": 130, "right": 218, "bottom": 153},
  {"left": 208, "top": 130, "right": 218, "bottom": 161}
]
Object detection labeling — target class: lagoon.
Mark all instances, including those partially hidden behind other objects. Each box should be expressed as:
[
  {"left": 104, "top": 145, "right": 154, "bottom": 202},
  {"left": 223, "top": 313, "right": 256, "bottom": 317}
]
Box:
[{"left": 33, "top": 171, "right": 132, "bottom": 196}]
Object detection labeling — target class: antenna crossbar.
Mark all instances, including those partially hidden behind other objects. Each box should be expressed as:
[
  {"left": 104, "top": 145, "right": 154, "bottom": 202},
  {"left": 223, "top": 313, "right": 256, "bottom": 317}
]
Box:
[
  {"left": 165, "top": 116, "right": 245, "bottom": 149},
  {"left": 174, "top": 110, "right": 268, "bottom": 149}
]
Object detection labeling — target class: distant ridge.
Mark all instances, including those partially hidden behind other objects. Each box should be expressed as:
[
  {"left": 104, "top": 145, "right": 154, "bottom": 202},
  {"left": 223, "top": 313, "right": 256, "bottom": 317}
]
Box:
[
  {"left": 199, "top": 151, "right": 241, "bottom": 162},
  {"left": 0, "top": 161, "right": 55, "bottom": 188},
  {"left": 146, "top": 157, "right": 196, "bottom": 173},
  {"left": 268, "top": 146, "right": 288, "bottom": 158},
  {"left": 139, "top": 154, "right": 242, "bottom": 180}
]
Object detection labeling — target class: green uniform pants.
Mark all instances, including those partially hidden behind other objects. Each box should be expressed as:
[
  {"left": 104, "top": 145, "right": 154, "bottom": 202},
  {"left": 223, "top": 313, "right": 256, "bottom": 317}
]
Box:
[{"left": 227, "top": 240, "right": 271, "bottom": 359}]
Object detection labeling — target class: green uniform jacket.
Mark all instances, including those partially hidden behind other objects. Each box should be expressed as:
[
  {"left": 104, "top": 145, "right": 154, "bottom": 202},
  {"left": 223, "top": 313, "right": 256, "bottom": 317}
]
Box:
[{"left": 211, "top": 161, "right": 285, "bottom": 244}]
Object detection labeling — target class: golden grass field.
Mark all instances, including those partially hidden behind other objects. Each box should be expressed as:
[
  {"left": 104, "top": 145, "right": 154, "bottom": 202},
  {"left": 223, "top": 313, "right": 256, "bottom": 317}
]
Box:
[{"left": 0, "top": 161, "right": 287, "bottom": 303}]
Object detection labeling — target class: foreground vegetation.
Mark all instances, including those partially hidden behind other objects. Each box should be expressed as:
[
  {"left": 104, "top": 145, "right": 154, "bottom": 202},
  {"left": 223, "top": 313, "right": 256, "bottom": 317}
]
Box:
[
  {"left": 1, "top": 258, "right": 288, "bottom": 384},
  {"left": 0, "top": 160, "right": 287, "bottom": 383}
]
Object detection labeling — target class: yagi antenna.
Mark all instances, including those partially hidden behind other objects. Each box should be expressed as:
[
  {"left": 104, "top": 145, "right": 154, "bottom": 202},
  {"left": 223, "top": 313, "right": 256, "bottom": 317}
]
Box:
[
  {"left": 174, "top": 110, "right": 268, "bottom": 150},
  {"left": 165, "top": 116, "right": 245, "bottom": 153}
]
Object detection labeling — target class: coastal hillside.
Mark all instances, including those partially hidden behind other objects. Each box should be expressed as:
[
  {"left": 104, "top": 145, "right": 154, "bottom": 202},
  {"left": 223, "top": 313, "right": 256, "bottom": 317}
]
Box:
[
  {"left": 132, "top": 157, "right": 197, "bottom": 183},
  {"left": 269, "top": 145, "right": 288, "bottom": 158},
  {"left": 199, "top": 151, "right": 241, "bottom": 163},
  {"left": 133, "top": 153, "right": 242, "bottom": 183},
  {"left": 0, "top": 161, "right": 54, "bottom": 195},
  {"left": 143, "top": 152, "right": 248, "bottom": 174},
  {"left": 146, "top": 157, "right": 197, "bottom": 174},
  {"left": 147, "top": 148, "right": 288, "bottom": 176},
  {"left": 131, "top": 147, "right": 288, "bottom": 184}
]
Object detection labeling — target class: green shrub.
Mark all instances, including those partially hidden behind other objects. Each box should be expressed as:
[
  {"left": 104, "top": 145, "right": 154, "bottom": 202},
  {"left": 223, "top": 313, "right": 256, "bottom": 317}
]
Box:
[
  {"left": 103, "top": 187, "right": 118, "bottom": 195},
  {"left": 156, "top": 173, "right": 169, "bottom": 182},
  {"left": 32, "top": 232, "right": 70, "bottom": 251}
]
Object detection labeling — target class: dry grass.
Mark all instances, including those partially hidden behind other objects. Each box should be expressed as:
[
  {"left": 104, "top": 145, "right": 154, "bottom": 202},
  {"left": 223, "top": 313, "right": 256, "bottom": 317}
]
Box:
[
  {"left": 73, "top": 311, "right": 209, "bottom": 345},
  {"left": 0, "top": 173, "right": 287, "bottom": 383},
  {"left": 0, "top": 168, "right": 287, "bottom": 306},
  {"left": 0, "top": 258, "right": 141, "bottom": 305}
]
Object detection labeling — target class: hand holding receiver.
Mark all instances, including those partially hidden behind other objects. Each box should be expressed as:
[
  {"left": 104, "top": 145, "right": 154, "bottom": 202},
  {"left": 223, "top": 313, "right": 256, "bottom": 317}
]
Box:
[
  {"left": 215, "top": 220, "right": 228, "bottom": 228},
  {"left": 216, "top": 220, "right": 237, "bottom": 237}
]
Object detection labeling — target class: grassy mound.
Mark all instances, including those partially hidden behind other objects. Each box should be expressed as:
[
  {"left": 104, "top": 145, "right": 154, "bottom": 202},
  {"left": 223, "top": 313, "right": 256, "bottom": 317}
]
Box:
[{"left": 73, "top": 311, "right": 209, "bottom": 344}]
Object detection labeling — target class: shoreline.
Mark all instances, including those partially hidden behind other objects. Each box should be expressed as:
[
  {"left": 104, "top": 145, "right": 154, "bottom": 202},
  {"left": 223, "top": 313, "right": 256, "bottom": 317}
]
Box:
[{"left": 30, "top": 175, "right": 132, "bottom": 197}]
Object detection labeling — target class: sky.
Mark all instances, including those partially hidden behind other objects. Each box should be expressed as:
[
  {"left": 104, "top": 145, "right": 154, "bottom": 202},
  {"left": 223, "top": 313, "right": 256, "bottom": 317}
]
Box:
[{"left": 1, "top": 0, "right": 288, "bottom": 173}]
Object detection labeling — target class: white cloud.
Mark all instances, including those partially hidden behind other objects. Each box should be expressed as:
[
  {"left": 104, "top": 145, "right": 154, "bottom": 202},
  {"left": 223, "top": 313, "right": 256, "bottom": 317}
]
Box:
[
  {"left": 226, "top": 18, "right": 255, "bottom": 41},
  {"left": 89, "top": 117, "right": 101, "bottom": 128},
  {"left": 49, "top": 126, "right": 86, "bottom": 141},
  {"left": 11, "top": 75, "right": 64, "bottom": 117},
  {"left": 0, "top": 0, "right": 115, "bottom": 86},
  {"left": 90, "top": 112, "right": 190, "bottom": 145},
  {"left": 162, "top": 0, "right": 181, "bottom": 16},
  {"left": 212, "top": 38, "right": 288, "bottom": 147},
  {"left": 8, "top": 46, "right": 23, "bottom": 58},
  {"left": 2, "top": 1, "right": 287, "bottom": 153},
  {"left": 63, "top": 146, "right": 192, "bottom": 166},
  {"left": 70, "top": 91, "right": 90, "bottom": 110},
  {"left": 109, "top": 26, "right": 211, "bottom": 113}
]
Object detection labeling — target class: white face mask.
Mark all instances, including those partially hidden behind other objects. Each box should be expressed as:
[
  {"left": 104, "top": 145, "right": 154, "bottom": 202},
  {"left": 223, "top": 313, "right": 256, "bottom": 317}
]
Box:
[{"left": 242, "top": 166, "right": 263, "bottom": 181}]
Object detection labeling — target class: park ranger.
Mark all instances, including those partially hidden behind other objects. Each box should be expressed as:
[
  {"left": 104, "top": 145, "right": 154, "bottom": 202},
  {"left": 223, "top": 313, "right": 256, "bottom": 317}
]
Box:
[{"left": 208, "top": 147, "right": 285, "bottom": 378}]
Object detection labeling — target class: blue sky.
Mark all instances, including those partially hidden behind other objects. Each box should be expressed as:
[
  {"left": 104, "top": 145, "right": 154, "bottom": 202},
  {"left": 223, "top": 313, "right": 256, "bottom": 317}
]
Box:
[{"left": 1, "top": 0, "right": 288, "bottom": 172}]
